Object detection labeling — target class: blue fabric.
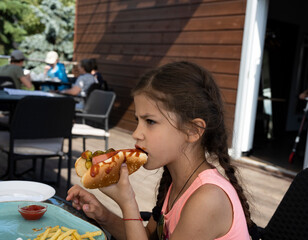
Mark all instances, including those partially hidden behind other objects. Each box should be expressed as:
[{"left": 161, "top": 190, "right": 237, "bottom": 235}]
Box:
[{"left": 46, "top": 63, "right": 69, "bottom": 91}]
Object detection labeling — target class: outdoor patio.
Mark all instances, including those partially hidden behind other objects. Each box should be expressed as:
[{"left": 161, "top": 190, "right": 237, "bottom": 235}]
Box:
[{"left": 0, "top": 127, "right": 293, "bottom": 228}]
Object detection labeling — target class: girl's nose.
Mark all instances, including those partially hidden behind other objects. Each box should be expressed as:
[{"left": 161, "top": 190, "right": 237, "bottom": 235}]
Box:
[{"left": 132, "top": 123, "right": 143, "bottom": 140}]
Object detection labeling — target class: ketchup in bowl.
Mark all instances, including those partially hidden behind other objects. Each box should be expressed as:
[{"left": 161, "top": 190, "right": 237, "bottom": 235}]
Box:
[{"left": 18, "top": 203, "right": 47, "bottom": 220}]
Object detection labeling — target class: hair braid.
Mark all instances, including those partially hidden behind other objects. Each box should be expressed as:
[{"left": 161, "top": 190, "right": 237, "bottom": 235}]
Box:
[
  {"left": 152, "top": 167, "right": 172, "bottom": 222},
  {"left": 218, "top": 152, "right": 252, "bottom": 226},
  {"left": 199, "top": 66, "right": 252, "bottom": 227}
]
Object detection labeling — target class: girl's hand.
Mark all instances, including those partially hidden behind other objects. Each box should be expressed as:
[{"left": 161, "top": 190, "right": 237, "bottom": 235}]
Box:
[
  {"left": 100, "top": 163, "right": 136, "bottom": 209},
  {"left": 66, "top": 185, "right": 109, "bottom": 224}
]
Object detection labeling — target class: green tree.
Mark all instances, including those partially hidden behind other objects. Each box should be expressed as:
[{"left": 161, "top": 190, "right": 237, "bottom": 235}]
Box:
[
  {"left": 0, "top": 0, "right": 29, "bottom": 55},
  {"left": 20, "top": 0, "right": 45, "bottom": 35},
  {"left": 20, "top": 0, "right": 75, "bottom": 73}
]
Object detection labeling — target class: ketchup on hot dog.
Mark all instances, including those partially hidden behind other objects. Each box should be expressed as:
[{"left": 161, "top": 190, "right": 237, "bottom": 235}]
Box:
[
  {"left": 92, "top": 149, "right": 144, "bottom": 165},
  {"left": 75, "top": 148, "right": 147, "bottom": 188}
]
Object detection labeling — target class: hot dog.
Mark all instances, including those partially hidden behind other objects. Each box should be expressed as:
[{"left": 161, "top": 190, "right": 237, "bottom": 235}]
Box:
[{"left": 75, "top": 148, "right": 148, "bottom": 189}]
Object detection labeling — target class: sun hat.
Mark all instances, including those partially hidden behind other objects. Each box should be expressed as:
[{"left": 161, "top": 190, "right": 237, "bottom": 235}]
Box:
[
  {"left": 45, "top": 51, "right": 59, "bottom": 64},
  {"left": 10, "top": 50, "right": 27, "bottom": 61}
]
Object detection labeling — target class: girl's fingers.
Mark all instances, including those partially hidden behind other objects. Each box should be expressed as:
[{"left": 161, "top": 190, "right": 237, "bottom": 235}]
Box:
[
  {"left": 118, "top": 163, "right": 129, "bottom": 184},
  {"left": 66, "top": 185, "right": 82, "bottom": 201},
  {"left": 72, "top": 201, "right": 82, "bottom": 210},
  {"left": 82, "top": 204, "right": 91, "bottom": 212}
]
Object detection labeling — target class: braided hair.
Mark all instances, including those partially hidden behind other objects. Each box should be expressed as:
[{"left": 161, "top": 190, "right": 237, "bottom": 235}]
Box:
[{"left": 132, "top": 61, "right": 252, "bottom": 226}]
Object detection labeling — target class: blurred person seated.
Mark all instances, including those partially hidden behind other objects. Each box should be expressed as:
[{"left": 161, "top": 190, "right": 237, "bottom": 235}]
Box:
[
  {"left": 0, "top": 50, "right": 34, "bottom": 90},
  {"left": 61, "top": 58, "right": 97, "bottom": 97},
  {"left": 43, "top": 51, "right": 69, "bottom": 91},
  {"left": 89, "top": 58, "right": 108, "bottom": 90}
]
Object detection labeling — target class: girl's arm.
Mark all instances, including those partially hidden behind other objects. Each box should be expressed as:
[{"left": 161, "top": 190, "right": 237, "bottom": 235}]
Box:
[
  {"left": 170, "top": 184, "right": 233, "bottom": 240},
  {"left": 100, "top": 163, "right": 150, "bottom": 240},
  {"left": 67, "top": 185, "right": 127, "bottom": 240},
  {"left": 121, "top": 196, "right": 148, "bottom": 240},
  {"left": 102, "top": 199, "right": 158, "bottom": 240}
]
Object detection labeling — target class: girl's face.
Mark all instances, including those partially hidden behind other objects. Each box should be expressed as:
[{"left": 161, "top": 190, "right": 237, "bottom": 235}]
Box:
[{"left": 133, "top": 94, "right": 188, "bottom": 170}]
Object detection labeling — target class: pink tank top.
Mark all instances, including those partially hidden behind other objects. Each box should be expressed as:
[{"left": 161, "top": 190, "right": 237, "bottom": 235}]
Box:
[{"left": 160, "top": 168, "right": 250, "bottom": 240}]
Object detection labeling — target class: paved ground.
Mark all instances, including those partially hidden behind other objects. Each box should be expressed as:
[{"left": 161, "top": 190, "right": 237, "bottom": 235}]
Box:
[{"left": 0, "top": 127, "right": 294, "bottom": 228}]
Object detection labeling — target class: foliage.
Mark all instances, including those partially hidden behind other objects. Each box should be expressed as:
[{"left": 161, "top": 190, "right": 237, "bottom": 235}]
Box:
[
  {"left": 20, "top": 0, "right": 45, "bottom": 35},
  {"left": 19, "top": 0, "right": 75, "bottom": 73},
  {"left": 0, "top": 0, "right": 29, "bottom": 55},
  {"left": 60, "top": 0, "right": 76, "bottom": 6}
]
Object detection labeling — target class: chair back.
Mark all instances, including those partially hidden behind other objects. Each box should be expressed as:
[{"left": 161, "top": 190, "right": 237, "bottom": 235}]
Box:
[
  {"left": 263, "top": 168, "right": 308, "bottom": 239},
  {"left": 10, "top": 96, "right": 75, "bottom": 139},
  {"left": 83, "top": 89, "right": 116, "bottom": 125},
  {"left": 86, "top": 83, "right": 101, "bottom": 99},
  {"left": 0, "top": 76, "right": 15, "bottom": 89}
]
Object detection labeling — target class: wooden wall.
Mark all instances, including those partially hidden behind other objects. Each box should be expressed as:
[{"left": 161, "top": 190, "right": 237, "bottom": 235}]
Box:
[{"left": 74, "top": 0, "right": 246, "bottom": 138}]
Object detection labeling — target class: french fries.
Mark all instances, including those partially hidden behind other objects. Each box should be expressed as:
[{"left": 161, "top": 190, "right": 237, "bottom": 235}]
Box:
[{"left": 30, "top": 226, "right": 103, "bottom": 240}]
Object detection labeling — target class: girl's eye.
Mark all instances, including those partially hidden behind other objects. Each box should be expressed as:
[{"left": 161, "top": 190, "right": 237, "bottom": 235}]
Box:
[{"left": 146, "top": 119, "right": 156, "bottom": 125}]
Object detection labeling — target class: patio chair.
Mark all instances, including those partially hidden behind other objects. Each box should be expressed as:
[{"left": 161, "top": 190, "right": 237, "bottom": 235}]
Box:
[
  {"left": 258, "top": 168, "right": 308, "bottom": 239},
  {"left": 0, "top": 76, "right": 15, "bottom": 115},
  {"left": 0, "top": 95, "right": 75, "bottom": 189},
  {"left": 72, "top": 89, "right": 116, "bottom": 151},
  {"left": 0, "top": 76, "right": 15, "bottom": 90},
  {"left": 74, "top": 83, "right": 102, "bottom": 112}
]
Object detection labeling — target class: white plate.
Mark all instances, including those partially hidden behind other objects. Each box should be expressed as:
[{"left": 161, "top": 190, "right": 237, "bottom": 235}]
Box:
[{"left": 0, "top": 180, "right": 55, "bottom": 202}]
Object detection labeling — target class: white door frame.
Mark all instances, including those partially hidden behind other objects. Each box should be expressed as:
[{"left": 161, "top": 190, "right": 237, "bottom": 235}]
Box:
[{"left": 231, "top": 0, "right": 269, "bottom": 159}]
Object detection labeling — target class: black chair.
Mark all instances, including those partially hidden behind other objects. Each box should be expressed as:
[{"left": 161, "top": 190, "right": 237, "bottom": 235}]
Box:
[
  {"left": 86, "top": 83, "right": 101, "bottom": 100},
  {"left": 0, "top": 96, "right": 75, "bottom": 189},
  {"left": 84, "top": 82, "right": 110, "bottom": 102},
  {"left": 0, "top": 76, "right": 15, "bottom": 90},
  {"left": 0, "top": 76, "right": 16, "bottom": 114},
  {"left": 74, "top": 83, "right": 101, "bottom": 112},
  {"left": 72, "top": 89, "right": 116, "bottom": 151},
  {"left": 255, "top": 168, "right": 308, "bottom": 239}
]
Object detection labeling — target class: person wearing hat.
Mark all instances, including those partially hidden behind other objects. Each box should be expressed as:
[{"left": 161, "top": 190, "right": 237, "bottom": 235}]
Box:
[
  {"left": 0, "top": 50, "right": 34, "bottom": 90},
  {"left": 43, "top": 51, "right": 69, "bottom": 91}
]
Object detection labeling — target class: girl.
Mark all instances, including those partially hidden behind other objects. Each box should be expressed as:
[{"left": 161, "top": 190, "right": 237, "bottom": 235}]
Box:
[{"left": 67, "top": 61, "right": 252, "bottom": 240}]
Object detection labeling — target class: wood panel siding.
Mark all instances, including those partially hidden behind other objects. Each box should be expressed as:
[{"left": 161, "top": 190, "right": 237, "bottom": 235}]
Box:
[
  {"left": 74, "top": 0, "right": 246, "bottom": 143},
  {"left": 77, "top": 16, "right": 244, "bottom": 33}
]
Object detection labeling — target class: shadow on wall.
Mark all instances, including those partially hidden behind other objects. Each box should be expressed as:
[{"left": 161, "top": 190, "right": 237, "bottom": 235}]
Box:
[{"left": 74, "top": 1, "right": 202, "bottom": 130}]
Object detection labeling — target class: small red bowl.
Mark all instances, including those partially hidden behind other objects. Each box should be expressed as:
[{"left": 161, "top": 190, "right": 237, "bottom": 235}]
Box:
[{"left": 18, "top": 202, "right": 47, "bottom": 220}]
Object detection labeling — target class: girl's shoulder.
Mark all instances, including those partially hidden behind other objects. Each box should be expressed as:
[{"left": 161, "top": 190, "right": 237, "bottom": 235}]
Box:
[
  {"left": 197, "top": 168, "right": 236, "bottom": 194},
  {"left": 190, "top": 182, "right": 232, "bottom": 211},
  {"left": 193, "top": 168, "right": 240, "bottom": 215},
  {"left": 174, "top": 183, "right": 233, "bottom": 239}
]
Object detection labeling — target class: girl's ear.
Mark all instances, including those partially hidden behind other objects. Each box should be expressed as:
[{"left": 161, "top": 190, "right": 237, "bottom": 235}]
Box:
[{"left": 186, "top": 118, "right": 206, "bottom": 143}]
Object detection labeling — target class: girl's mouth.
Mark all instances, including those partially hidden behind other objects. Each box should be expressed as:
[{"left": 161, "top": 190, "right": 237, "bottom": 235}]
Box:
[{"left": 135, "top": 145, "right": 148, "bottom": 155}]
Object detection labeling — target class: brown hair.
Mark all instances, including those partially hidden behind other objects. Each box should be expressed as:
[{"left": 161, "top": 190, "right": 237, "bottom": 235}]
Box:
[
  {"left": 80, "top": 59, "right": 93, "bottom": 73},
  {"left": 132, "top": 61, "right": 252, "bottom": 226}
]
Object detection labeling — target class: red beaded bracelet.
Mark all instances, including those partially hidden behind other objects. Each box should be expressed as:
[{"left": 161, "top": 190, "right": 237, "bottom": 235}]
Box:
[{"left": 122, "top": 217, "right": 143, "bottom": 221}]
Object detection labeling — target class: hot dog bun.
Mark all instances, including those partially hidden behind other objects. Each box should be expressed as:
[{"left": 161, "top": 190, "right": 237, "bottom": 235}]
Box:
[{"left": 75, "top": 149, "right": 147, "bottom": 189}]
